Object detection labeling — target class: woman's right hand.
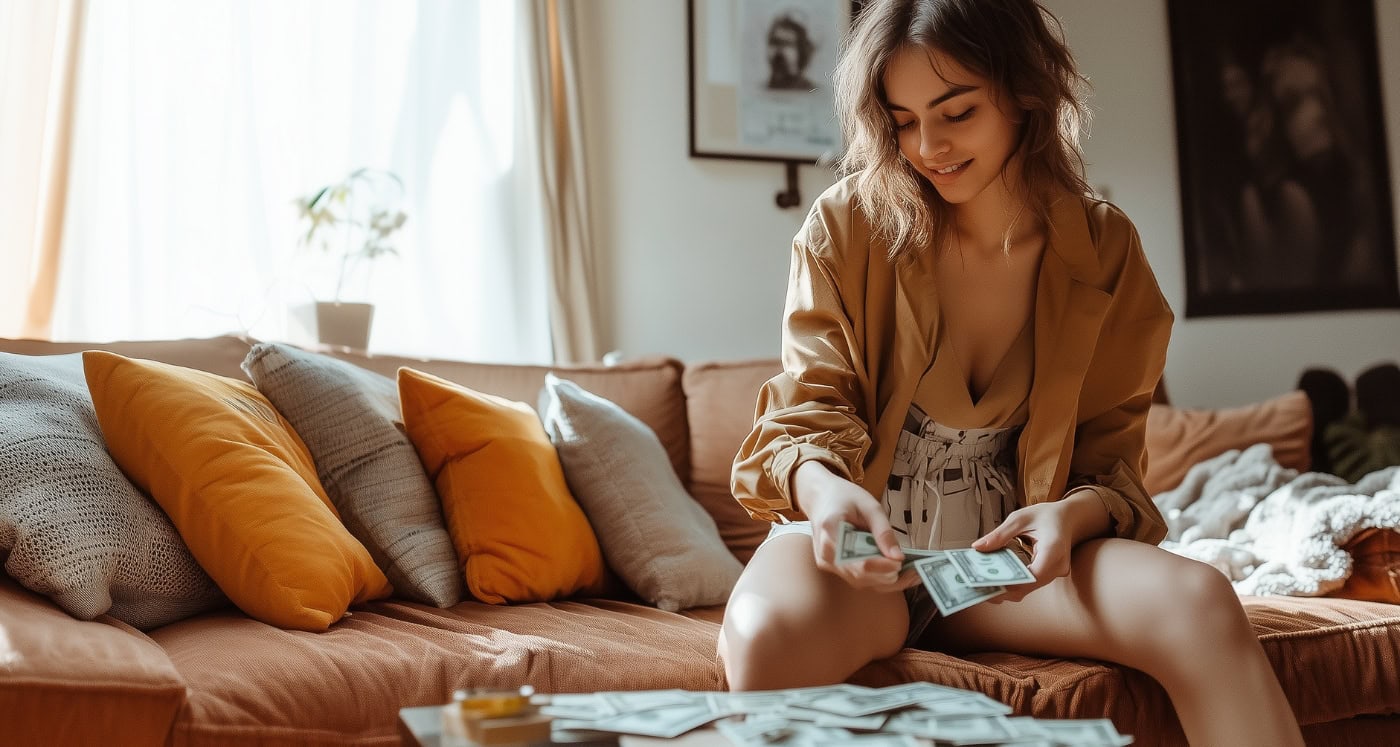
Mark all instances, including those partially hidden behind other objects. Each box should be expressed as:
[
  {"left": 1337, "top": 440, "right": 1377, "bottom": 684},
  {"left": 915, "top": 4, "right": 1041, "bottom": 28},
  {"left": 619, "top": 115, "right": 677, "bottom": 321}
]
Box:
[{"left": 793, "top": 461, "right": 916, "bottom": 593}]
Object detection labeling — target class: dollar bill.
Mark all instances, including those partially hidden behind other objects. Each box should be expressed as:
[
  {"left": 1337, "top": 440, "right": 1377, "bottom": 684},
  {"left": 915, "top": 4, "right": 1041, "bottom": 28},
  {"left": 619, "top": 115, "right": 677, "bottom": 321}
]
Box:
[
  {"left": 801, "top": 682, "right": 957, "bottom": 718},
  {"left": 836, "top": 521, "right": 936, "bottom": 572},
  {"left": 944, "top": 547, "right": 1036, "bottom": 588},
  {"left": 912, "top": 554, "right": 1004, "bottom": 615},
  {"left": 836, "top": 521, "right": 886, "bottom": 564},
  {"left": 1037, "top": 718, "right": 1136, "bottom": 745},
  {"left": 588, "top": 703, "right": 720, "bottom": 738}
]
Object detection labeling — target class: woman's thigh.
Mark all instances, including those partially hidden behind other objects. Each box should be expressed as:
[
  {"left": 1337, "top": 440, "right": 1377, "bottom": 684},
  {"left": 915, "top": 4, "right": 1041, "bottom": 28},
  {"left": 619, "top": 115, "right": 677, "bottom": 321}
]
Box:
[
  {"left": 926, "top": 538, "right": 1249, "bottom": 671},
  {"left": 719, "top": 532, "right": 910, "bottom": 687}
]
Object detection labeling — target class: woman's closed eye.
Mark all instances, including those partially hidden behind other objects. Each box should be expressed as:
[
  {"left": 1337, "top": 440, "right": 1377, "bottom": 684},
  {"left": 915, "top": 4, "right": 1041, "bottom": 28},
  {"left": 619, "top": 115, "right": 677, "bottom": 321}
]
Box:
[{"left": 945, "top": 106, "right": 976, "bottom": 123}]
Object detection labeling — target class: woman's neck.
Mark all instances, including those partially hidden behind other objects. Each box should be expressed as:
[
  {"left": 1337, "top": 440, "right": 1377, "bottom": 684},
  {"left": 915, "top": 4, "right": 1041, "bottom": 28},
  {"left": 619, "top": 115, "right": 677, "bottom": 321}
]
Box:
[
  {"left": 950, "top": 197, "right": 1044, "bottom": 259},
  {"left": 946, "top": 161, "right": 1044, "bottom": 258}
]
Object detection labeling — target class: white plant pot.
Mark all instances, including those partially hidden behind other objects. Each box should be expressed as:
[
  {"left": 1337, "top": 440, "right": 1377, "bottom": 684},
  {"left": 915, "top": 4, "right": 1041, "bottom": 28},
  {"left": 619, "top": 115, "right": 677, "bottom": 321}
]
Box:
[{"left": 315, "top": 301, "right": 374, "bottom": 350}]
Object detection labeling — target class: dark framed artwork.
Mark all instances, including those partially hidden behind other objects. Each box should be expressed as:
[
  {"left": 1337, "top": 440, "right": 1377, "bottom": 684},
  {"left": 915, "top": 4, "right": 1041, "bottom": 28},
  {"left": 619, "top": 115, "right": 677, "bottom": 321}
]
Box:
[
  {"left": 1167, "top": 0, "right": 1399, "bottom": 317},
  {"left": 687, "top": 0, "right": 853, "bottom": 163}
]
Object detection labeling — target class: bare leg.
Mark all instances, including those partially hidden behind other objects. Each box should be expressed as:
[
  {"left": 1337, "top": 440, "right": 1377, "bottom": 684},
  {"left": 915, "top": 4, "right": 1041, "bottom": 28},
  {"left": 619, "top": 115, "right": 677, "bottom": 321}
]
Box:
[
  {"left": 718, "top": 533, "right": 909, "bottom": 690},
  {"left": 928, "top": 538, "right": 1304, "bottom": 747}
]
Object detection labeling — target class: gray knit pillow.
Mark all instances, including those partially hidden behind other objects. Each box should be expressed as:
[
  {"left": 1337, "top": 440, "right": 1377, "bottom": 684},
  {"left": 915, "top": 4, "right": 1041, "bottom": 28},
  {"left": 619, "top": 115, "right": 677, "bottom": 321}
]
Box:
[
  {"left": 0, "top": 352, "right": 226, "bottom": 628},
  {"left": 242, "top": 343, "right": 462, "bottom": 607},
  {"left": 539, "top": 374, "right": 742, "bottom": 611}
]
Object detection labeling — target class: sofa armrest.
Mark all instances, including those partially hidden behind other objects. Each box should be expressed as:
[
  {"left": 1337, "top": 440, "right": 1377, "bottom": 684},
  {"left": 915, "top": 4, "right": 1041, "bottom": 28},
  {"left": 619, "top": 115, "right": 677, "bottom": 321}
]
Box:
[{"left": 0, "top": 575, "right": 188, "bottom": 747}]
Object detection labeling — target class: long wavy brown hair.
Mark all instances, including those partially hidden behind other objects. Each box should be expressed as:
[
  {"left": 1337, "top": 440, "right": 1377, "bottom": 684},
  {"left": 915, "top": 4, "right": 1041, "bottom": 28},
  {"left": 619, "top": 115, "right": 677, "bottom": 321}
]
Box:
[{"left": 835, "top": 0, "right": 1093, "bottom": 261}]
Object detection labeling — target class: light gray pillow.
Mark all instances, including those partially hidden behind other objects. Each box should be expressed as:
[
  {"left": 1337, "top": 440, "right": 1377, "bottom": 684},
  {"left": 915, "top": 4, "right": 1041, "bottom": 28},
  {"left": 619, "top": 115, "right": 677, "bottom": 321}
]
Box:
[
  {"left": 242, "top": 343, "right": 462, "bottom": 607},
  {"left": 0, "top": 352, "right": 226, "bottom": 628},
  {"left": 539, "top": 373, "right": 742, "bottom": 611}
]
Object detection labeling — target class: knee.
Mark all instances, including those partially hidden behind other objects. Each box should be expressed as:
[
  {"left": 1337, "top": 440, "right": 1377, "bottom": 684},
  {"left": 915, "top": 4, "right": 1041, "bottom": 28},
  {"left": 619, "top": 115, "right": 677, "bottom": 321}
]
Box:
[
  {"left": 718, "top": 598, "right": 808, "bottom": 691},
  {"left": 1149, "top": 559, "right": 1256, "bottom": 653}
]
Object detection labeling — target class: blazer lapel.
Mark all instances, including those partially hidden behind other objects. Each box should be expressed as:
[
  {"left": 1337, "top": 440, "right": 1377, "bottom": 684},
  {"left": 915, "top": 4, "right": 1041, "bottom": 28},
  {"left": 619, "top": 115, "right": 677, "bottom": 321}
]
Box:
[{"left": 1019, "top": 196, "right": 1112, "bottom": 504}]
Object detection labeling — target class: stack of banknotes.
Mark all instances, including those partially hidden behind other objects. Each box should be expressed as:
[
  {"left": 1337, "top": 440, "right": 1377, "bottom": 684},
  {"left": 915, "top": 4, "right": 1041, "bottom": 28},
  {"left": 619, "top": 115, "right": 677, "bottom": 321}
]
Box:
[
  {"left": 835, "top": 522, "right": 1036, "bottom": 615},
  {"left": 538, "top": 684, "right": 1133, "bottom": 745}
]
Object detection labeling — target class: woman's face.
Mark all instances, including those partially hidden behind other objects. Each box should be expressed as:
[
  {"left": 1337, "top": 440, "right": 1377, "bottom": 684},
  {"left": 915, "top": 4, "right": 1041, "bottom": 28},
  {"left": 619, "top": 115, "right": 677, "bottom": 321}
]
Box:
[{"left": 883, "top": 46, "right": 1024, "bottom": 208}]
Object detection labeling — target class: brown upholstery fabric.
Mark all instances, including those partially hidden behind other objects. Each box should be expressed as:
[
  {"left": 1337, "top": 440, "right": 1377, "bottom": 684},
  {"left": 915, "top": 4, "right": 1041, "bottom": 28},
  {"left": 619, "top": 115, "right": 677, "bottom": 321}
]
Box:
[
  {"left": 0, "top": 335, "right": 255, "bottom": 381},
  {"left": 0, "top": 576, "right": 188, "bottom": 747},
  {"left": 319, "top": 348, "right": 691, "bottom": 484},
  {"left": 844, "top": 596, "right": 1400, "bottom": 746},
  {"left": 151, "top": 599, "right": 723, "bottom": 747},
  {"left": 1246, "top": 596, "right": 1400, "bottom": 726},
  {"left": 1143, "top": 389, "right": 1313, "bottom": 495},
  {"left": 1331, "top": 528, "right": 1400, "bottom": 604},
  {"left": 682, "top": 359, "right": 797, "bottom": 563},
  {"left": 1300, "top": 716, "right": 1400, "bottom": 746}
]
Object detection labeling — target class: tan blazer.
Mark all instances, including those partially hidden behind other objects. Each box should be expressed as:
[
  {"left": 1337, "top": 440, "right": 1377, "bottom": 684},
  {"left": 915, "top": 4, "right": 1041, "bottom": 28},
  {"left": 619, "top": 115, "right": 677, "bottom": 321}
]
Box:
[{"left": 731, "top": 176, "right": 1173, "bottom": 544}]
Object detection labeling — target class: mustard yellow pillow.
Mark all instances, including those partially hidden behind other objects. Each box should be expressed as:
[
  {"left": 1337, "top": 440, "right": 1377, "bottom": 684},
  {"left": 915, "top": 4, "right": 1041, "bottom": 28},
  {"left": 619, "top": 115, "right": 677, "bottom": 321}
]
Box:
[
  {"left": 397, "top": 367, "right": 605, "bottom": 604},
  {"left": 82, "top": 351, "right": 391, "bottom": 631}
]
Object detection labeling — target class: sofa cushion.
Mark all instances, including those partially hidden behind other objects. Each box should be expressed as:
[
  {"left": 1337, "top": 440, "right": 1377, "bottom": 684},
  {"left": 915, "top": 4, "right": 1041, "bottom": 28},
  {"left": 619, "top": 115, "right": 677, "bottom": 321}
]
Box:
[
  {"left": 1144, "top": 390, "right": 1313, "bottom": 495},
  {"left": 317, "top": 347, "right": 691, "bottom": 483},
  {"left": 150, "top": 599, "right": 724, "bottom": 747},
  {"left": 540, "top": 374, "right": 742, "bottom": 611},
  {"left": 83, "top": 351, "right": 392, "bottom": 631},
  {"left": 682, "top": 359, "right": 799, "bottom": 563},
  {"left": 398, "top": 367, "right": 606, "bottom": 604},
  {"left": 846, "top": 595, "right": 1400, "bottom": 741},
  {"left": 0, "top": 576, "right": 189, "bottom": 747},
  {"left": 0, "top": 335, "right": 255, "bottom": 380},
  {"left": 242, "top": 343, "right": 462, "bottom": 608},
  {"left": 0, "top": 352, "right": 225, "bottom": 629}
]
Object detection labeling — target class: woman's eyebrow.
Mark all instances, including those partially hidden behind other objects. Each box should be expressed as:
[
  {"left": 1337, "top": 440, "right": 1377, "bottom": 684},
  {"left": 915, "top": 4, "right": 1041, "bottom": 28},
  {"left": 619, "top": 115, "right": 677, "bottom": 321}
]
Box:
[{"left": 886, "top": 84, "right": 979, "bottom": 112}]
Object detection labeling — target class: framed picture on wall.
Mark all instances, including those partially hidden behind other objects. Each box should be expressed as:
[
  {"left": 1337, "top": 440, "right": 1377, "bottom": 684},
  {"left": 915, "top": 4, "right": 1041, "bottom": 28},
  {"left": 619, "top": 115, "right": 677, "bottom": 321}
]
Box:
[
  {"left": 1167, "top": 0, "right": 1399, "bottom": 317},
  {"left": 687, "top": 0, "right": 853, "bottom": 163}
]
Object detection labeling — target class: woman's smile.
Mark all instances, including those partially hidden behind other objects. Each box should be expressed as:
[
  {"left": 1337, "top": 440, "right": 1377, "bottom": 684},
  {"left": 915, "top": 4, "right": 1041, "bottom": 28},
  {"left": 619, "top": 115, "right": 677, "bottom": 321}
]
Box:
[{"left": 930, "top": 158, "right": 974, "bottom": 184}]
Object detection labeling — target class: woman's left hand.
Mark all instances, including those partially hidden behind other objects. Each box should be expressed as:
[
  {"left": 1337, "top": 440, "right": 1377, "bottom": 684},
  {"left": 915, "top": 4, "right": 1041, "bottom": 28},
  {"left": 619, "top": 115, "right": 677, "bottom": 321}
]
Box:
[{"left": 970, "top": 501, "right": 1074, "bottom": 604}]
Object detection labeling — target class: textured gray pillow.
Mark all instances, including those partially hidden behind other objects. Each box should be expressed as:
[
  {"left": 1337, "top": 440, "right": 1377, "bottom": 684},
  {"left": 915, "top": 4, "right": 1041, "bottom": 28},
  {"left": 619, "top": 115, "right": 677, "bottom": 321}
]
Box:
[
  {"left": 539, "top": 373, "right": 742, "bottom": 611},
  {"left": 242, "top": 343, "right": 462, "bottom": 607},
  {"left": 0, "top": 352, "right": 226, "bottom": 628}
]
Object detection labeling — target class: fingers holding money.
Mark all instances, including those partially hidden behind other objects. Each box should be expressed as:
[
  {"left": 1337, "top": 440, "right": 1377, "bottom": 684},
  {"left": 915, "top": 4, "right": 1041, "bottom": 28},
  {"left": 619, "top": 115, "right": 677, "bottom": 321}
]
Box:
[{"left": 825, "top": 518, "right": 903, "bottom": 590}]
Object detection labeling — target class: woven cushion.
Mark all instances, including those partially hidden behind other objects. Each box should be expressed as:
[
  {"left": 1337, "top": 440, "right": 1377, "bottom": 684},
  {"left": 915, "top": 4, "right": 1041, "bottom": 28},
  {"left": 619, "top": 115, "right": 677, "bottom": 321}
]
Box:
[
  {"left": 242, "top": 343, "right": 461, "bottom": 607},
  {"left": 0, "top": 352, "right": 224, "bottom": 629},
  {"left": 539, "top": 374, "right": 742, "bottom": 611},
  {"left": 83, "top": 351, "right": 391, "bottom": 631}
]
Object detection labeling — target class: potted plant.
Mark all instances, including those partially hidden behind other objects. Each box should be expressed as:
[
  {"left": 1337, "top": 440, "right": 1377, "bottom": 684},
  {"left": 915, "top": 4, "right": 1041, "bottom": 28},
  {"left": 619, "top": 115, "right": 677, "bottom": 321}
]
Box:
[{"left": 294, "top": 168, "right": 407, "bottom": 349}]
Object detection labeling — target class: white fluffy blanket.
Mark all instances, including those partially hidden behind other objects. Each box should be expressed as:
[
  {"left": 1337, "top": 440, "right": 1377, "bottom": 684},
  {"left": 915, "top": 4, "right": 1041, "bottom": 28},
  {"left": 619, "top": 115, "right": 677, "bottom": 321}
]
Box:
[{"left": 1154, "top": 443, "right": 1400, "bottom": 596}]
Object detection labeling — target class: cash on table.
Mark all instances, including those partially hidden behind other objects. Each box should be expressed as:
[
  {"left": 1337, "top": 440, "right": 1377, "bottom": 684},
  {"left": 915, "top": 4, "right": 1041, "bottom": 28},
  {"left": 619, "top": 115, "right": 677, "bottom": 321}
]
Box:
[{"left": 539, "top": 684, "right": 1132, "bottom": 745}]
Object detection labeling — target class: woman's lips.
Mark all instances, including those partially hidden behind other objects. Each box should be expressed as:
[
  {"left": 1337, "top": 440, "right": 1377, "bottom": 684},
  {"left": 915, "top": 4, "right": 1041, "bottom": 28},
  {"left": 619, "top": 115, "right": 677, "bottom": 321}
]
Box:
[{"left": 930, "top": 158, "right": 972, "bottom": 185}]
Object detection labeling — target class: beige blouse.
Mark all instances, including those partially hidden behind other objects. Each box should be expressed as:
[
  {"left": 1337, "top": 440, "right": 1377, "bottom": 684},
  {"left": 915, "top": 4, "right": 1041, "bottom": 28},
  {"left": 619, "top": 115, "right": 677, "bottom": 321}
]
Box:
[
  {"left": 731, "top": 175, "right": 1174, "bottom": 545},
  {"left": 920, "top": 314, "right": 1033, "bottom": 430}
]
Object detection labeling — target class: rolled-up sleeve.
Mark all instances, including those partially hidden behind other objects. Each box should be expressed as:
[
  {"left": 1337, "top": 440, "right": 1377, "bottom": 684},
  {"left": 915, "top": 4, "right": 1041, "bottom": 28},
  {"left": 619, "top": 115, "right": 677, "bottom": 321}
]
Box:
[
  {"left": 1068, "top": 388, "right": 1169, "bottom": 544},
  {"left": 731, "top": 212, "right": 872, "bottom": 522}
]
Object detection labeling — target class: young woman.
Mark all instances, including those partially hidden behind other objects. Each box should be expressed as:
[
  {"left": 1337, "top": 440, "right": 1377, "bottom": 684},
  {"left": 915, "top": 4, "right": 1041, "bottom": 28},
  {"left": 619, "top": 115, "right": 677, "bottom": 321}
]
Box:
[{"left": 717, "top": 1, "right": 1305, "bottom": 745}]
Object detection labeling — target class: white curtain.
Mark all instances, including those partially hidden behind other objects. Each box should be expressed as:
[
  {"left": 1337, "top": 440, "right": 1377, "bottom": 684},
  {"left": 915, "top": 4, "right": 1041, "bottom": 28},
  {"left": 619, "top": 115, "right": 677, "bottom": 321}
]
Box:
[
  {"left": 36, "top": 0, "right": 552, "bottom": 363},
  {"left": 0, "top": 0, "right": 83, "bottom": 339}
]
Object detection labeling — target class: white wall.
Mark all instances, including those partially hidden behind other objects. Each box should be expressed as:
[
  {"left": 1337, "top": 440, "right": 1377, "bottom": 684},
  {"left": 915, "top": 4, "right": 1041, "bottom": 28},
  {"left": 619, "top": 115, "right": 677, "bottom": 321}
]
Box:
[{"left": 577, "top": 0, "right": 1400, "bottom": 408}]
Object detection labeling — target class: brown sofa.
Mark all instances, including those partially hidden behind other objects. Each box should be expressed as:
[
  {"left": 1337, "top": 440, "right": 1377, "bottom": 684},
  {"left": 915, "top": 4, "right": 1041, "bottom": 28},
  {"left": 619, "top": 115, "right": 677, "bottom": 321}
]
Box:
[{"left": 1, "top": 335, "right": 1397, "bottom": 747}]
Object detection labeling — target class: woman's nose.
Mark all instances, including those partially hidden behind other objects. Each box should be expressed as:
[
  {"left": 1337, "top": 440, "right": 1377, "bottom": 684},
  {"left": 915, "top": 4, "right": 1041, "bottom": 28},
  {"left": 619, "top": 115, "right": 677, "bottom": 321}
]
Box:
[{"left": 919, "top": 127, "right": 950, "bottom": 164}]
